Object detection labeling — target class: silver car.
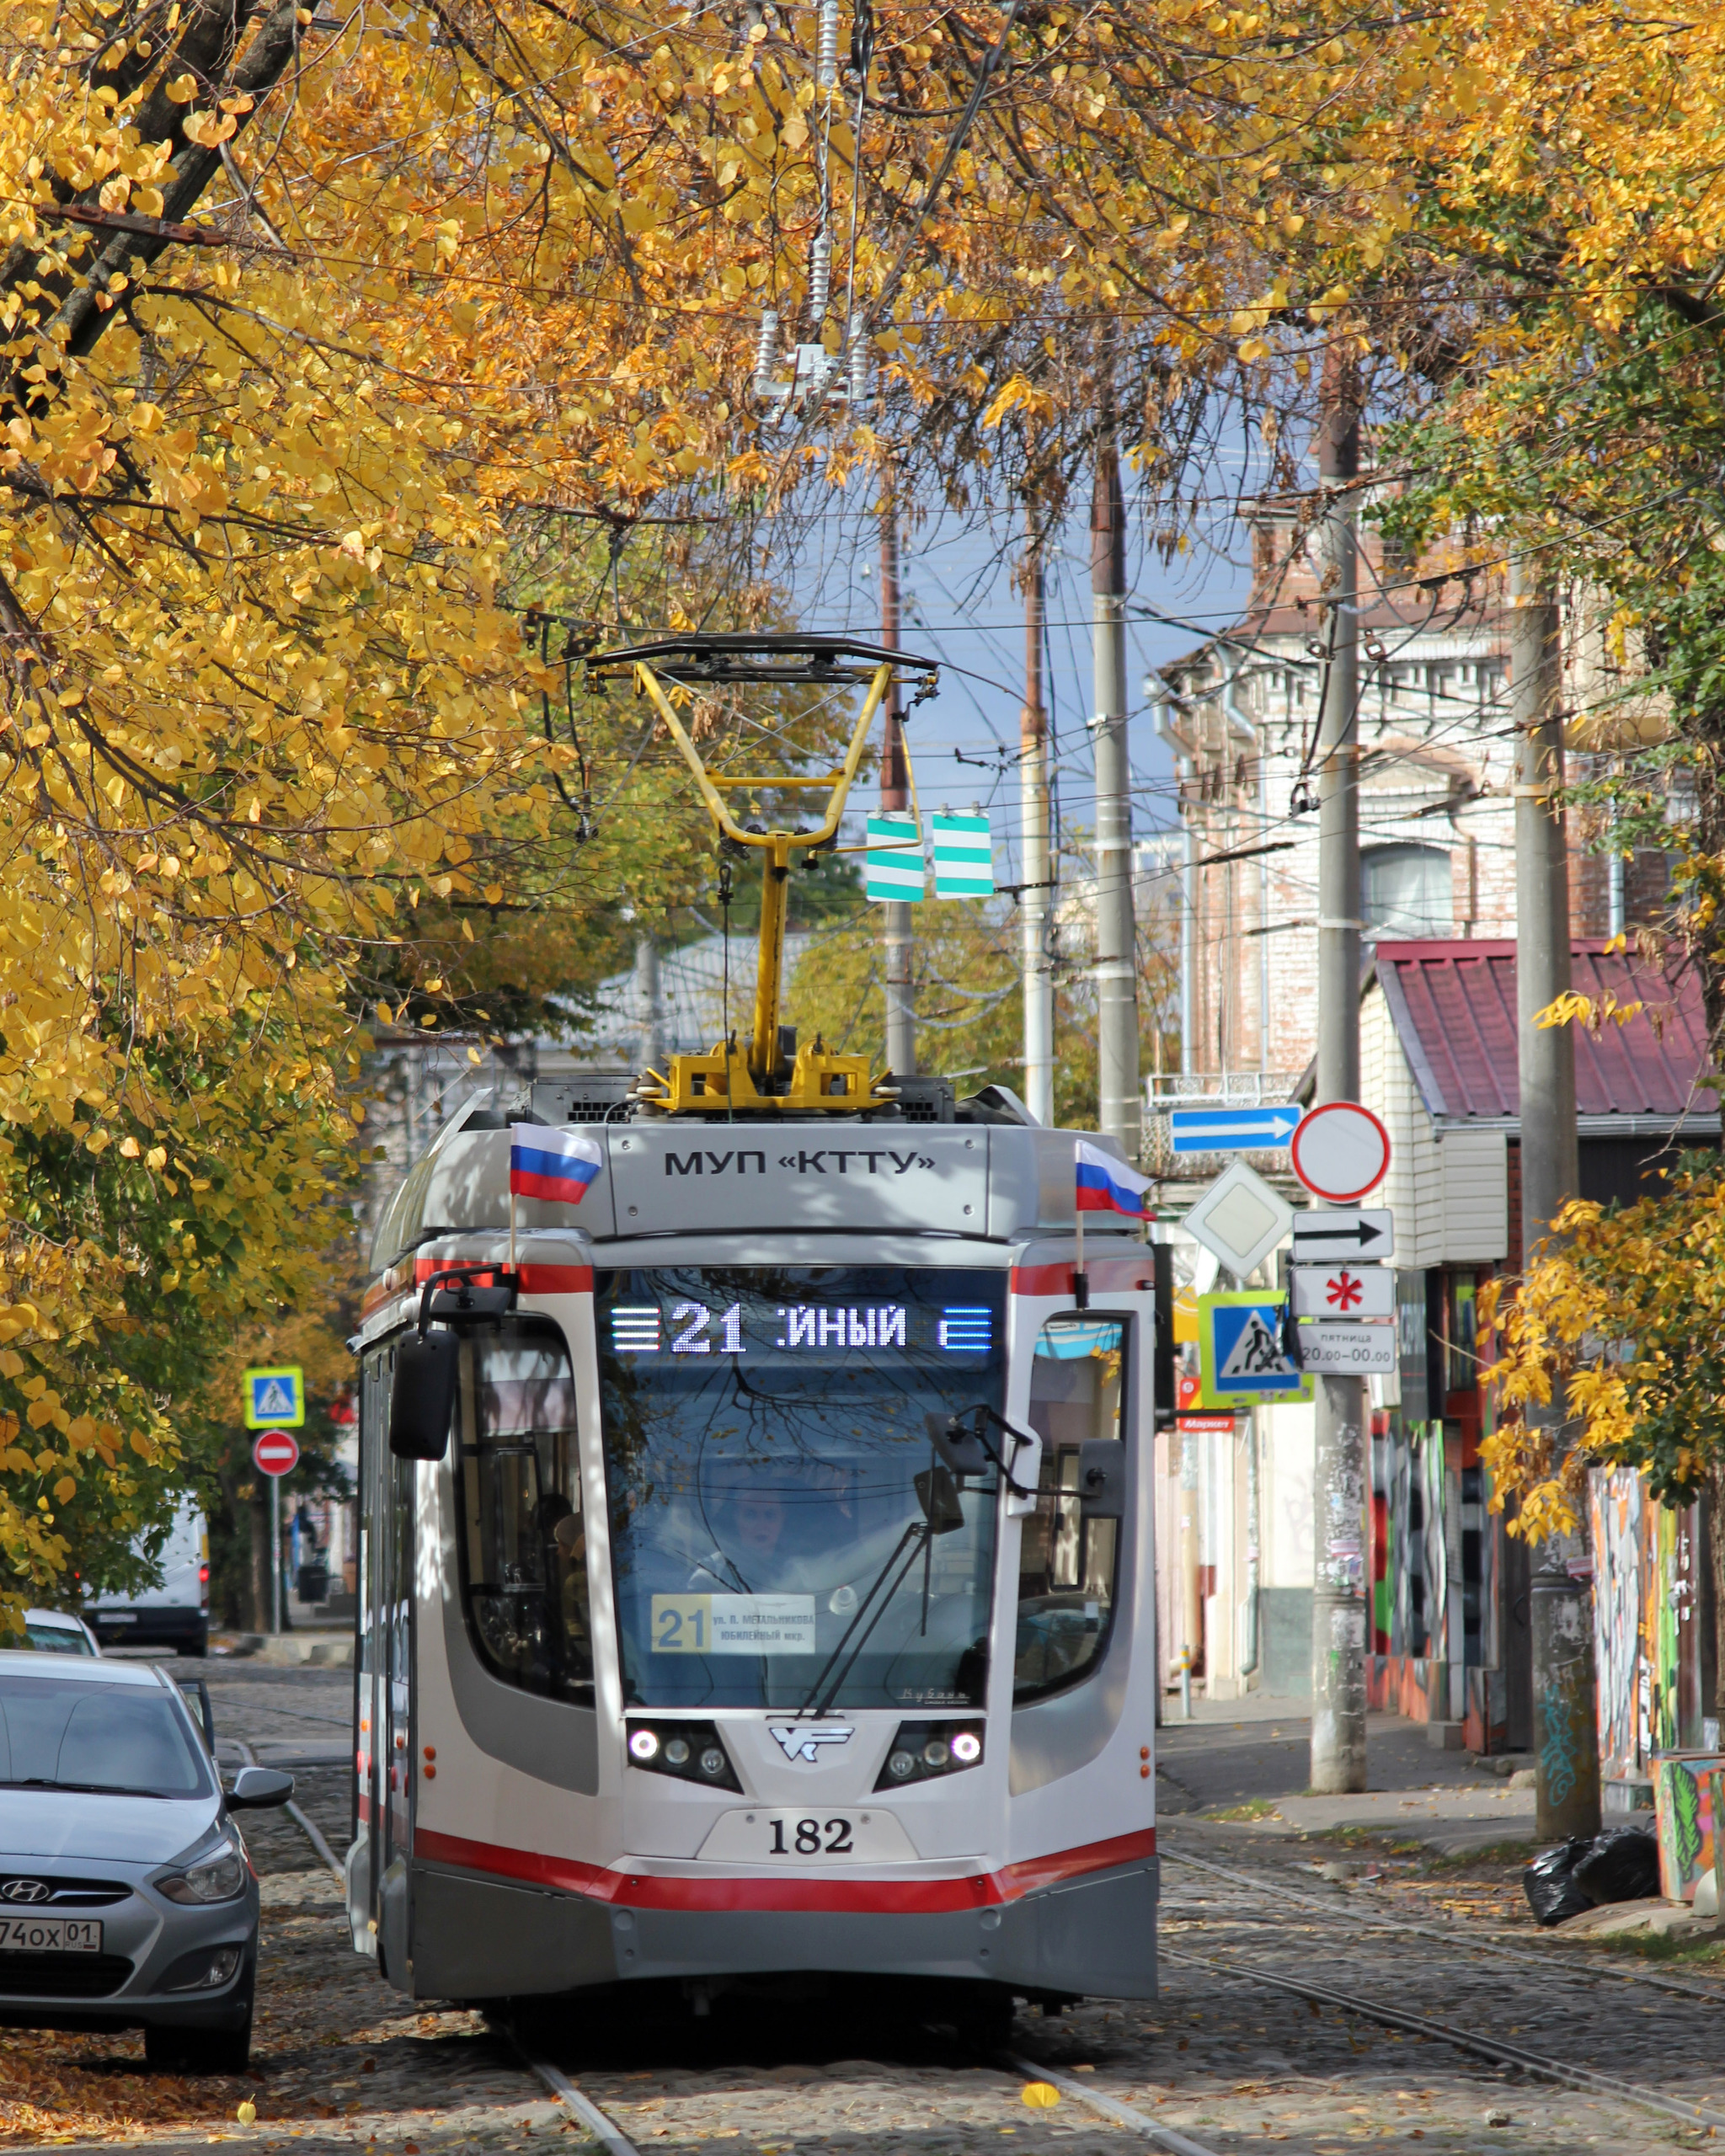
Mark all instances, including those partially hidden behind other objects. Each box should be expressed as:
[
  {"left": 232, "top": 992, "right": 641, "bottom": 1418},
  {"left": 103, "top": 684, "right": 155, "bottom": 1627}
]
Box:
[{"left": 0, "top": 1652, "right": 291, "bottom": 2071}]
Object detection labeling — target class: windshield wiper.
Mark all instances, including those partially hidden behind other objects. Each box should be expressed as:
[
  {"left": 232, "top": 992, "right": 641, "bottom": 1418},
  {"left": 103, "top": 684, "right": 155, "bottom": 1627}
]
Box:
[{"left": 796, "top": 1458, "right": 969, "bottom": 1719}]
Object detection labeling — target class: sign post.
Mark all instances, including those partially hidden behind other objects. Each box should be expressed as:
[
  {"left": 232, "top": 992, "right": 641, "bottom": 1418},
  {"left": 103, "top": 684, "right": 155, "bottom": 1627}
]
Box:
[{"left": 245, "top": 1367, "right": 305, "bottom": 1636}]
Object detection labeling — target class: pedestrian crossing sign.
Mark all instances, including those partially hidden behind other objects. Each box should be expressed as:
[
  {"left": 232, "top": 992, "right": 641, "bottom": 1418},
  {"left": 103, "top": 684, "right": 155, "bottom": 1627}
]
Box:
[
  {"left": 243, "top": 1365, "right": 306, "bottom": 1429},
  {"left": 1198, "top": 1294, "right": 1312, "bottom": 1407}
]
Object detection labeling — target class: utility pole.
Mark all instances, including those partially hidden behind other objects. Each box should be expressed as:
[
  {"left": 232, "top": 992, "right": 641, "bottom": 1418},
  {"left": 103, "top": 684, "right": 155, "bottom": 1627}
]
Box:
[
  {"left": 1091, "top": 432, "right": 1140, "bottom": 1155},
  {"left": 1021, "top": 513, "right": 1054, "bottom": 1123},
  {"left": 1310, "top": 364, "right": 1368, "bottom": 1796},
  {"left": 1513, "top": 561, "right": 1600, "bottom": 1840},
  {"left": 880, "top": 490, "right": 916, "bottom": 1075}
]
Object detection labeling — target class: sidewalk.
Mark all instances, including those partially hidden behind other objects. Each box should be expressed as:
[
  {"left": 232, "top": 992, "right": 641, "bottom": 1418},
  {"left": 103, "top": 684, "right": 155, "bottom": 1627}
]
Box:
[{"left": 1156, "top": 1696, "right": 1537, "bottom": 1854}]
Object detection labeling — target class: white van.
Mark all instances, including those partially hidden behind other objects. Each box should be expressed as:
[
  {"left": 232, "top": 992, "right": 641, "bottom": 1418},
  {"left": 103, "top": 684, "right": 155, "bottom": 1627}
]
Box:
[{"left": 87, "top": 1498, "right": 210, "bottom": 1656}]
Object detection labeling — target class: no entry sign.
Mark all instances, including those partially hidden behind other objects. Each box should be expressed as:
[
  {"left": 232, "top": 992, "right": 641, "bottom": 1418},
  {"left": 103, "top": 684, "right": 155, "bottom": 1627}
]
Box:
[
  {"left": 252, "top": 1430, "right": 300, "bottom": 1479},
  {"left": 1290, "top": 1101, "right": 1391, "bottom": 1203}
]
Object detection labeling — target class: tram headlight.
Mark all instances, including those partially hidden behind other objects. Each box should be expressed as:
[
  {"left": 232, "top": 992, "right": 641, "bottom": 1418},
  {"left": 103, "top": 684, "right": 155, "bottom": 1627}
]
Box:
[
  {"left": 874, "top": 1719, "right": 985, "bottom": 1790},
  {"left": 623, "top": 1719, "right": 742, "bottom": 1792}
]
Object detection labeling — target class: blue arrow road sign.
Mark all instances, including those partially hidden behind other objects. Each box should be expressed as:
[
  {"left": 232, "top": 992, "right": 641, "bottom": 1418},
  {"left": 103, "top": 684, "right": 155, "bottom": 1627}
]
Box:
[{"left": 1167, "top": 1104, "right": 1303, "bottom": 1154}]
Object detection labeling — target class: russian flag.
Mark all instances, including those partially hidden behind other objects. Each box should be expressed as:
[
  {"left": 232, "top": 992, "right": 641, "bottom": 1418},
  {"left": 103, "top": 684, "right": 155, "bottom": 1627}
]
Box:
[
  {"left": 510, "top": 1125, "right": 605, "bottom": 1205},
  {"left": 1075, "top": 1139, "right": 1154, "bottom": 1219}
]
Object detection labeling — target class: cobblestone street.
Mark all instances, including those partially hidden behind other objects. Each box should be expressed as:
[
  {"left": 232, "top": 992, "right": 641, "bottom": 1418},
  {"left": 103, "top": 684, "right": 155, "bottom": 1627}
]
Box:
[{"left": 8, "top": 1662, "right": 1724, "bottom": 2156}]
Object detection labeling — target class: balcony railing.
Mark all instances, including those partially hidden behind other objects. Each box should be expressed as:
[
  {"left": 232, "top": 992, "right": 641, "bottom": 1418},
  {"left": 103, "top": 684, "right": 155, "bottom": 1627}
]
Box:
[{"left": 1146, "top": 1070, "right": 1306, "bottom": 1112}]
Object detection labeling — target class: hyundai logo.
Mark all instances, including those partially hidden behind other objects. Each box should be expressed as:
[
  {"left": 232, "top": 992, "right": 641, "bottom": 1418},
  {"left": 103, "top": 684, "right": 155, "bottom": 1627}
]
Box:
[
  {"left": 767, "top": 1721, "right": 853, "bottom": 1763},
  {"left": 0, "top": 1880, "right": 51, "bottom": 1905}
]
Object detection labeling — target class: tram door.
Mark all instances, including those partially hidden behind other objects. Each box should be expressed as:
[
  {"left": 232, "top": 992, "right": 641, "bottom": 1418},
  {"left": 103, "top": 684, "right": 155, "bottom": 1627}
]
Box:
[{"left": 358, "top": 1346, "right": 414, "bottom": 1972}]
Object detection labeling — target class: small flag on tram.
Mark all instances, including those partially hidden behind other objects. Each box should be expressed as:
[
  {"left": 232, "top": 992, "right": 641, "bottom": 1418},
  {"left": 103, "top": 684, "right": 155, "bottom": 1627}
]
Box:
[
  {"left": 932, "top": 814, "right": 994, "bottom": 897},
  {"left": 510, "top": 1126, "right": 604, "bottom": 1205},
  {"left": 1075, "top": 1139, "right": 1155, "bottom": 1219},
  {"left": 864, "top": 814, "right": 924, "bottom": 903}
]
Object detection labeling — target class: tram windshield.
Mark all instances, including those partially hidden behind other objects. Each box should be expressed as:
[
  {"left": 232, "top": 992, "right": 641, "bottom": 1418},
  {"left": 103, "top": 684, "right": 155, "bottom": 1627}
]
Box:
[{"left": 595, "top": 1266, "right": 1006, "bottom": 1711}]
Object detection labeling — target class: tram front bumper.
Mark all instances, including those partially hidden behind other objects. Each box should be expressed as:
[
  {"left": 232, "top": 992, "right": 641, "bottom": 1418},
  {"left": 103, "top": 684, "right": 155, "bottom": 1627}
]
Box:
[{"left": 403, "top": 1852, "right": 1158, "bottom": 2004}]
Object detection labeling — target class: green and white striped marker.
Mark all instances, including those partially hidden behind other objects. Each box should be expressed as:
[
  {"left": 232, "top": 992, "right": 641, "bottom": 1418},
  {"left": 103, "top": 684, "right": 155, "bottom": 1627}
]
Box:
[
  {"left": 932, "top": 814, "right": 994, "bottom": 898},
  {"left": 864, "top": 815, "right": 924, "bottom": 903}
]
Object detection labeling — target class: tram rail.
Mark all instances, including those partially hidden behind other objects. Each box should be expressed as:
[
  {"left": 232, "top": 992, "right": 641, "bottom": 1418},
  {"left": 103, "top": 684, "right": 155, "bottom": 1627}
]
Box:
[{"left": 1164, "top": 1844, "right": 1725, "bottom": 2003}]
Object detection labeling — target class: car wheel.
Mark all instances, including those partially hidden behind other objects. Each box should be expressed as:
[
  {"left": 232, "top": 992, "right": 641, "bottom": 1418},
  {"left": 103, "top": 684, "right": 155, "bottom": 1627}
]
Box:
[{"left": 145, "top": 2014, "right": 252, "bottom": 2074}]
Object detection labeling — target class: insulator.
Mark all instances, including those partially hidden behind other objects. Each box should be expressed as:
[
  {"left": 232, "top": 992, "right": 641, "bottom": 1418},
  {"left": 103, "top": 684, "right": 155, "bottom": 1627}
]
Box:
[
  {"left": 807, "top": 232, "right": 831, "bottom": 327},
  {"left": 818, "top": 0, "right": 839, "bottom": 86},
  {"left": 846, "top": 307, "right": 869, "bottom": 412},
  {"left": 752, "top": 308, "right": 779, "bottom": 399}
]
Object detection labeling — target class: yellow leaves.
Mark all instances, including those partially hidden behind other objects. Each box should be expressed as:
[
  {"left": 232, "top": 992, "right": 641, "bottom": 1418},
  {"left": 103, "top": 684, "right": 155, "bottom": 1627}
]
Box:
[
  {"left": 52, "top": 1476, "right": 74, "bottom": 1504},
  {"left": 1536, "top": 990, "right": 1643, "bottom": 1032},
  {"left": 117, "top": 1136, "right": 140, "bottom": 1158},
  {"left": 144, "top": 1145, "right": 167, "bottom": 1170},
  {"left": 164, "top": 71, "right": 198, "bottom": 102},
  {"left": 181, "top": 110, "right": 237, "bottom": 149}
]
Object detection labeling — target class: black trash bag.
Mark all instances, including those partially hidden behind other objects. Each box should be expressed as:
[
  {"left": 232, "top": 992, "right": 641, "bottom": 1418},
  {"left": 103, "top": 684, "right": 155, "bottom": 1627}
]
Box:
[
  {"left": 1524, "top": 1838, "right": 1594, "bottom": 1927},
  {"left": 1573, "top": 1827, "right": 1661, "bottom": 1905}
]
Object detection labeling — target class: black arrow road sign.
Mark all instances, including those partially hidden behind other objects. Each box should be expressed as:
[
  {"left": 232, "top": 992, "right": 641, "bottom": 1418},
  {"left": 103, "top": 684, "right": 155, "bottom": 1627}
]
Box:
[{"left": 1290, "top": 1208, "right": 1394, "bottom": 1262}]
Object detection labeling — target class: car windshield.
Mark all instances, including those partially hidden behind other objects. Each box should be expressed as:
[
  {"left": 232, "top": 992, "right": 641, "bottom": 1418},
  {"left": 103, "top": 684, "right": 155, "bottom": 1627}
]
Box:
[
  {"left": 0, "top": 1677, "right": 210, "bottom": 1796},
  {"left": 596, "top": 1266, "right": 1005, "bottom": 1711}
]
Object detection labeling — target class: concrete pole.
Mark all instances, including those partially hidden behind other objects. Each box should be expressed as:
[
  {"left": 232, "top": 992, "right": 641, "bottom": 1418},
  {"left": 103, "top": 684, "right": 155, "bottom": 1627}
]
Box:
[
  {"left": 1309, "top": 371, "right": 1368, "bottom": 1796},
  {"left": 633, "top": 933, "right": 665, "bottom": 1071},
  {"left": 1020, "top": 521, "right": 1054, "bottom": 1123},
  {"left": 1090, "top": 434, "right": 1140, "bottom": 1154},
  {"left": 880, "top": 494, "right": 916, "bottom": 1075},
  {"left": 1512, "top": 561, "right": 1601, "bottom": 1840}
]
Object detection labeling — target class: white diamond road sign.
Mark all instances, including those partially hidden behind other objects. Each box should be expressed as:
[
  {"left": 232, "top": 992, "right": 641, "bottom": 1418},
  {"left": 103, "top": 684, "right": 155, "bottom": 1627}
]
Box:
[
  {"left": 1167, "top": 1104, "right": 1302, "bottom": 1155},
  {"left": 1289, "top": 1264, "right": 1396, "bottom": 1322},
  {"left": 1292, "top": 1321, "right": 1397, "bottom": 1374},
  {"left": 1290, "top": 1208, "right": 1395, "bottom": 1263},
  {"left": 1183, "top": 1160, "right": 1295, "bottom": 1280}
]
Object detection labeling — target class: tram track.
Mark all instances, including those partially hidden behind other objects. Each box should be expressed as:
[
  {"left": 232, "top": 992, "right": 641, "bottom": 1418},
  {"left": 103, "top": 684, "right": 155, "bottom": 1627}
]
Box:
[
  {"left": 264, "top": 1761, "right": 1719, "bottom": 2156},
  {"left": 1164, "top": 1844, "right": 1725, "bottom": 2003}
]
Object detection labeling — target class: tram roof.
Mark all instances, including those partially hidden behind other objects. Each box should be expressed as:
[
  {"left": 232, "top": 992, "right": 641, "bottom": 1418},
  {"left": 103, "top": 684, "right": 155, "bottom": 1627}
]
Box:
[{"left": 371, "top": 1100, "right": 1144, "bottom": 1276}]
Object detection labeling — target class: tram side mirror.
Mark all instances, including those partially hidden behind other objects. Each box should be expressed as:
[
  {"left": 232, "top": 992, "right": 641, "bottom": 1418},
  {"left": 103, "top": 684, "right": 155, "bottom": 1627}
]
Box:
[
  {"left": 390, "top": 1330, "right": 459, "bottom": 1461},
  {"left": 914, "top": 1462, "right": 965, "bottom": 1535},
  {"left": 926, "top": 1412, "right": 988, "bottom": 1479},
  {"left": 1076, "top": 1440, "right": 1125, "bottom": 1521}
]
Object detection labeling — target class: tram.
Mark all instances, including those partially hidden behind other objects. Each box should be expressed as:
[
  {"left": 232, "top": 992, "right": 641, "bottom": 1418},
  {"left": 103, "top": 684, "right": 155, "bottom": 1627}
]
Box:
[{"left": 348, "top": 635, "right": 1164, "bottom": 2028}]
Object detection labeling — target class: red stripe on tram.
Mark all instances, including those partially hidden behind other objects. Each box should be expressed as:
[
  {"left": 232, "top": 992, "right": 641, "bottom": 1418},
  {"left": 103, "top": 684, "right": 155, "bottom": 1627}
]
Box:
[
  {"left": 412, "top": 1825, "right": 1156, "bottom": 1914},
  {"left": 1009, "top": 1260, "right": 1154, "bottom": 1297},
  {"left": 407, "top": 1257, "right": 592, "bottom": 1294}
]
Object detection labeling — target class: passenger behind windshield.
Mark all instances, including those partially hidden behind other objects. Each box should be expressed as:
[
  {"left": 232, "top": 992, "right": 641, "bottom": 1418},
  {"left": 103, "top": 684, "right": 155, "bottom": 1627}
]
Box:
[
  {"left": 597, "top": 1267, "right": 1006, "bottom": 1712},
  {"left": 0, "top": 1677, "right": 211, "bottom": 1796}
]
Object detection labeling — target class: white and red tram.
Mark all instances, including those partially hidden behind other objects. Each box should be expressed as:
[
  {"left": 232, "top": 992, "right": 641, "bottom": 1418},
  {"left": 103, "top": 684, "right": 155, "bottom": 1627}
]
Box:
[{"left": 349, "top": 1094, "right": 1162, "bottom": 2025}]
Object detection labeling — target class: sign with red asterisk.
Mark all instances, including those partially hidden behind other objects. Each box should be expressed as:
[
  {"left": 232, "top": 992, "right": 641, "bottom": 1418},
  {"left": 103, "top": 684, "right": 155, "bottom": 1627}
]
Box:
[{"left": 1289, "top": 1264, "right": 1395, "bottom": 1322}]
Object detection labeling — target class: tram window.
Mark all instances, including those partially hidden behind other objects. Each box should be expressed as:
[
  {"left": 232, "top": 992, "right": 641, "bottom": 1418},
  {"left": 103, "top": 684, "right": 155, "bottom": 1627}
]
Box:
[
  {"left": 1014, "top": 1315, "right": 1126, "bottom": 1701},
  {"left": 454, "top": 1318, "right": 594, "bottom": 1703},
  {"left": 596, "top": 1266, "right": 1005, "bottom": 1713}
]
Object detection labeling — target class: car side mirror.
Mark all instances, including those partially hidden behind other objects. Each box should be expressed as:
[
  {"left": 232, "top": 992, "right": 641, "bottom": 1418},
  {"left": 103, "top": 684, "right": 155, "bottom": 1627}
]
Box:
[
  {"left": 1076, "top": 1439, "right": 1125, "bottom": 1521},
  {"left": 228, "top": 1765, "right": 295, "bottom": 1810},
  {"left": 390, "top": 1330, "right": 458, "bottom": 1461}
]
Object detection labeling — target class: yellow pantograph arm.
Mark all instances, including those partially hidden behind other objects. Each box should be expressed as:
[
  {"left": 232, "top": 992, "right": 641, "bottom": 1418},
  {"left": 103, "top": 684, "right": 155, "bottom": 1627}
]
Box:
[{"left": 632, "top": 662, "right": 896, "bottom": 850}]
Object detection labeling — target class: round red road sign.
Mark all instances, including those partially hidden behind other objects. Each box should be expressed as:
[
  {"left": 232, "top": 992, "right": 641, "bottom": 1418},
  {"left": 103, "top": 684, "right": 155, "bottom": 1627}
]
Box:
[
  {"left": 1290, "top": 1101, "right": 1391, "bottom": 1203},
  {"left": 252, "top": 1430, "right": 300, "bottom": 1478}
]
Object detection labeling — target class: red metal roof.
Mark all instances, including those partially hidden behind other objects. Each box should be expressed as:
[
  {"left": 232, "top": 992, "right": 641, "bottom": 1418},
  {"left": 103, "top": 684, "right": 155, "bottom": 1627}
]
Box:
[{"left": 1373, "top": 940, "right": 1718, "bottom": 1121}]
